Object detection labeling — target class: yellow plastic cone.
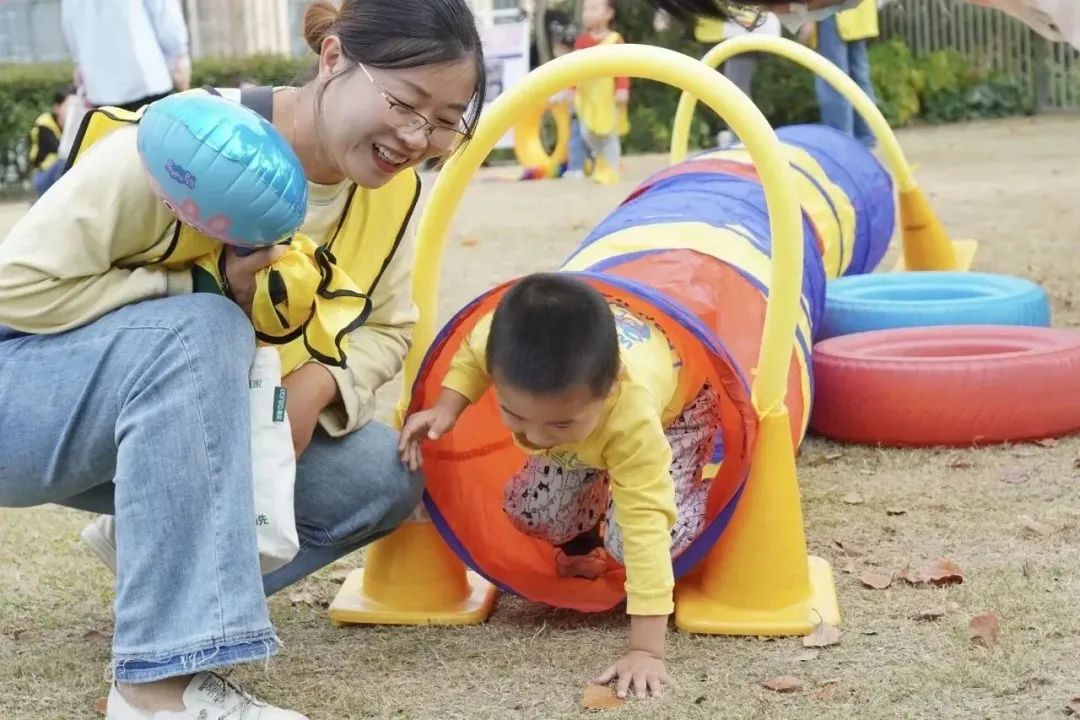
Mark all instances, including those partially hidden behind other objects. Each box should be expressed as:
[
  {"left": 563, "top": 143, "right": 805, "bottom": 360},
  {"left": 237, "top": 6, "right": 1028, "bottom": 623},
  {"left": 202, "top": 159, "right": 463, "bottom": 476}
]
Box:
[
  {"left": 328, "top": 516, "right": 498, "bottom": 626},
  {"left": 894, "top": 185, "right": 978, "bottom": 271},
  {"left": 674, "top": 409, "right": 840, "bottom": 635}
]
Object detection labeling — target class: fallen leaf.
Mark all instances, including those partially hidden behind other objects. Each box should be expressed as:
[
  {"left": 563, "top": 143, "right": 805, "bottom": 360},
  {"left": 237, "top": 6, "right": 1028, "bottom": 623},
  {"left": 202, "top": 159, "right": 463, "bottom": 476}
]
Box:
[
  {"left": 1067, "top": 697, "right": 1080, "bottom": 716},
  {"left": 969, "top": 612, "right": 1001, "bottom": 647},
  {"left": 1034, "top": 438, "right": 1059, "bottom": 448},
  {"left": 762, "top": 675, "right": 802, "bottom": 693},
  {"left": 793, "top": 650, "right": 820, "bottom": 662},
  {"left": 841, "top": 492, "right": 864, "bottom": 505},
  {"left": 925, "top": 558, "right": 965, "bottom": 586},
  {"left": 581, "top": 684, "right": 624, "bottom": 710},
  {"left": 1017, "top": 515, "right": 1053, "bottom": 536},
  {"left": 885, "top": 507, "right": 907, "bottom": 516},
  {"left": 813, "top": 683, "right": 839, "bottom": 701},
  {"left": 82, "top": 628, "right": 112, "bottom": 643},
  {"left": 860, "top": 571, "right": 893, "bottom": 590},
  {"left": 802, "top": 621, "right": 841, "bottom": 648},
  {"left": 94, "top": 698, "right": 107, "bottom": 716}
]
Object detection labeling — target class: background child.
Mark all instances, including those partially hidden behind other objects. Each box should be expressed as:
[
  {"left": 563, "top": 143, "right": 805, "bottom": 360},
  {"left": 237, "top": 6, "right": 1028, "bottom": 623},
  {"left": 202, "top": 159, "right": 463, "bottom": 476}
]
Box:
[
  {"left": 27, "top": 87, "right": 73, "bottom": 199},
  {"left": 400, "top": 273, "right": 722, "bottom": 699},
  {"left": 570, "top": 0, "right": 630, "bottom": 184}
]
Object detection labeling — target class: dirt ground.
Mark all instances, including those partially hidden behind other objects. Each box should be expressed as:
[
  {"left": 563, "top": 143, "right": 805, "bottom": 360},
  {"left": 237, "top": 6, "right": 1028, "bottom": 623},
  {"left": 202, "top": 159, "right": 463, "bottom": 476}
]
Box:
[{"left": 2, "top": 114, "right": 1080, "bottom": 719}]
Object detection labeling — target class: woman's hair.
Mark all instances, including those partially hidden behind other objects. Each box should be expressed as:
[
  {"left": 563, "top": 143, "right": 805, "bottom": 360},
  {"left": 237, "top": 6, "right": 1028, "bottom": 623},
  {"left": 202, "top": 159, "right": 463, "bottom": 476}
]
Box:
[
  {"left": 303, "top": 0, "right": 486, "bottom": 139},
  {"left": 487, "top": 273, "right": 620, "bottom": 399}
]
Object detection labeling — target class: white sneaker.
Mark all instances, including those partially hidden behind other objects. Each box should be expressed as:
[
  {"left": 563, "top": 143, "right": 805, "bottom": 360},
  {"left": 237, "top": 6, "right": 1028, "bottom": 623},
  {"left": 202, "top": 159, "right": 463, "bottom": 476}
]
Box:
[
  {"left": 81, "top": 515, "right": 117, "bottom": 574},
  {"left": 106, "top": 671, "right": 308, "bottom": 719}
]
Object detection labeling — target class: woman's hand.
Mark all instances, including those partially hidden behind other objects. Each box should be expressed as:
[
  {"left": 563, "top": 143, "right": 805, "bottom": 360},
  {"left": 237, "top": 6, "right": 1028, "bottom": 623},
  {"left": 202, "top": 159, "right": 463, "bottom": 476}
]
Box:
[
  {"left": 281, "top": 362, "right": 339, "bottom": 458},
  {"left": 223, "top": 245, "right": 286, "bottom": 318},
  {"left": 595, "top": 649, "right": 673, "bottom": 699}
]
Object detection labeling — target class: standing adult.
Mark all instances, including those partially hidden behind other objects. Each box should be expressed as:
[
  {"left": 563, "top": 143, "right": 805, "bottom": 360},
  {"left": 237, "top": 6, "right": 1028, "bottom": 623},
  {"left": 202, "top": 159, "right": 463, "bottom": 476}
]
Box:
[
  {"left": 61, "top": 0, "right": 192, "bottom": 111},
  {"left": 800, "top": 0, "right": 880, "bottom": 147}
]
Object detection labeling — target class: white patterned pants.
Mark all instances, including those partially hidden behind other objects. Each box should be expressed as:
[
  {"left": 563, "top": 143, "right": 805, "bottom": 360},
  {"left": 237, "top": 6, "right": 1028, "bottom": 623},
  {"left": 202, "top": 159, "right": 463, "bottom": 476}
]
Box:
[{"left": 502, "top": 384, "right": 721, "bottom": 563}]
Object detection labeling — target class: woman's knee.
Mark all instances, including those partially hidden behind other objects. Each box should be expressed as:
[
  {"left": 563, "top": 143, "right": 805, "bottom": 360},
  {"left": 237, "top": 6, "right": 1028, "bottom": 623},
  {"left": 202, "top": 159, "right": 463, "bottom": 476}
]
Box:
[{"left": 152, "top": 295, "right": 256, "bottom": 375}]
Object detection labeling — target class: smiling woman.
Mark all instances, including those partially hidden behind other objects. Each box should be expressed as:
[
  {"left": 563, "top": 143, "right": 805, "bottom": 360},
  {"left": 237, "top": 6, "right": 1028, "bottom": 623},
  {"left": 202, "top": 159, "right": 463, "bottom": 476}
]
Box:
[{"left": 0, "top": 1, "right": 485, "bottom": 719}]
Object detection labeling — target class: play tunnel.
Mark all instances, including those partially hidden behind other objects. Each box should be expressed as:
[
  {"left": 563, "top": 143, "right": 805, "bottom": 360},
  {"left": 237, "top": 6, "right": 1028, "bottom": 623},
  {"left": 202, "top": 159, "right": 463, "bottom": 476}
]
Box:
[{"left": 410, "top": 124, "right": 895, "bottom": 612}]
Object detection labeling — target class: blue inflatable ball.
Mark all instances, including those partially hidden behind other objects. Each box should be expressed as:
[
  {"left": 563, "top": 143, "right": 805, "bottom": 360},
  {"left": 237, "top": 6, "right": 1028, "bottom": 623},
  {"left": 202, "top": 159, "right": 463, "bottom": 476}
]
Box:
[
  {"left": 820, "top": 271, "right": 1051, "bottom": 339},
  {"left": 136, "top": 93, "right": 308, "bottom": 249}
]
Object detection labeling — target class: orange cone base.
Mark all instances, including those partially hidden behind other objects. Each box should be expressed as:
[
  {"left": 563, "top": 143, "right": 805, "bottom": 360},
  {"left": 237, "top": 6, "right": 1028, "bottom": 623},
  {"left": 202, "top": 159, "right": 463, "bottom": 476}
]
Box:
[
  {"left": 328, "top": 567, "right": 498, "bottom": 626},
  {"left": 893, "top": 238, "right": 978, "bottom": 271},
  {"left": 327, "top": 521, "right": 498, "bottom": 626},
  {"left": 674, "top": 554, "right": 840, "bottom": 635}
]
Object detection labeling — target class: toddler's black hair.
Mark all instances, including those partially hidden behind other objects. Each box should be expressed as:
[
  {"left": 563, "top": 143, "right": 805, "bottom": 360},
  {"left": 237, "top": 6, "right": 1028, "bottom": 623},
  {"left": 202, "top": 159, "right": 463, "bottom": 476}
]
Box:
[{"left": 487, "top": 273, "right": 619, "bottom": 399}]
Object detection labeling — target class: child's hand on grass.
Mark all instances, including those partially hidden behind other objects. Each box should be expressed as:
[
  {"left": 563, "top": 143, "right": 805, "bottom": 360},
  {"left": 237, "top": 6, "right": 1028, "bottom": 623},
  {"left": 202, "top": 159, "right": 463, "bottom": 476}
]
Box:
[{"left": 595, "top": 649, "right": 674, "bottom": 699}]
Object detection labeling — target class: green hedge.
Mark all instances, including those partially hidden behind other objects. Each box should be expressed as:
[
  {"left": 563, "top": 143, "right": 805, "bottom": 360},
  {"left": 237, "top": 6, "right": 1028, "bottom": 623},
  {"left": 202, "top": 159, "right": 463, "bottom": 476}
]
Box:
[{"left": 0, "top": 39, "right": 1033, "bottom": 192}]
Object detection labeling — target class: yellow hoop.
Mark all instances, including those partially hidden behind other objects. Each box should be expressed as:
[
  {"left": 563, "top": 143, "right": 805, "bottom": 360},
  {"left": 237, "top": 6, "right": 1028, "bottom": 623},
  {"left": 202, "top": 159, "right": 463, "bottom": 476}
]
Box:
[
  {"left": 399, "top": 43, "right": 805, "bottom": 421},
  {"left": 513, "top": 101, "right": 572, "bottom": 175},
  {"left": 669, "top": 35, "right": 975, "bottom": 272},
  {"left": 670, "top": 35, "right": 915, "bottom": 191}
]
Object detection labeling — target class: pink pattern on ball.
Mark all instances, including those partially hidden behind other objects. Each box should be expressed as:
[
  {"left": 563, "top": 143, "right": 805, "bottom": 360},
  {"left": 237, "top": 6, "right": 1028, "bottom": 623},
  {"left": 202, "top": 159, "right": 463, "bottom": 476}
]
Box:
[
  {"left": 207, "top": 215, "right": 232, "bottom": 237},
  {"left": 179, "top": 199, "right": 200, "bottom": 222}
]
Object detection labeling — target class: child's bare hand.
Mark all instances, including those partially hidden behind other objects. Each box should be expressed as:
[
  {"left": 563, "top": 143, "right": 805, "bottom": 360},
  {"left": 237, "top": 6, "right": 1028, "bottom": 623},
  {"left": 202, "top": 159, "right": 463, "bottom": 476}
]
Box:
[
  {"left": 595, "top": 649, "right": 673, "bottom": 699},
  {"left": 615, "top": 88, "right": 630, "bottom": 106},
  {"left": 398, "top": 407, "right": 457, "bottom": 471}
]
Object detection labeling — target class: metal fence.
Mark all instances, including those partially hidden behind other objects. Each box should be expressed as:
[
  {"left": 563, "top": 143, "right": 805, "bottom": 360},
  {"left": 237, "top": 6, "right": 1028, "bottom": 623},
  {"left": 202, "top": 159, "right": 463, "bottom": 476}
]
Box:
[{"left": 879, "top": 0, "right": 1080, "bottom": 109}]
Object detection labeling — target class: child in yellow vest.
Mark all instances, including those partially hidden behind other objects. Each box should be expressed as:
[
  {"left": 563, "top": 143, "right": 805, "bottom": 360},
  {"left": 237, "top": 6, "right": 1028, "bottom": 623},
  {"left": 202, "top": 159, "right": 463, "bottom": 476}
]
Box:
[
  {"left": 571, "top": 0, "right": 631, "bottom": 184},
  {"left": 400, "top": 274, "right": 721, "bottom": 699}
]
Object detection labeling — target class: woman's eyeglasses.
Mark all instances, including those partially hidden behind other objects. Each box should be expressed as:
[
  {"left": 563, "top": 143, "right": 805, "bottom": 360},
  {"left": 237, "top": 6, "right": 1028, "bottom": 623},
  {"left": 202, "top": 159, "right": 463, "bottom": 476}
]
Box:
[{"left": 358, "top": 63, "right": 469, "bottom": 151}]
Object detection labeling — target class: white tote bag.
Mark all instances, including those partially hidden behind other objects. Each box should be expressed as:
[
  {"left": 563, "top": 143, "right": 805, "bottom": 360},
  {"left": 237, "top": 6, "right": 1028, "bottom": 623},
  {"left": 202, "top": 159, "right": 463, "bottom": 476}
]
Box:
[{"left": 248, "top": 347, "right": 300, "bottom": 573}]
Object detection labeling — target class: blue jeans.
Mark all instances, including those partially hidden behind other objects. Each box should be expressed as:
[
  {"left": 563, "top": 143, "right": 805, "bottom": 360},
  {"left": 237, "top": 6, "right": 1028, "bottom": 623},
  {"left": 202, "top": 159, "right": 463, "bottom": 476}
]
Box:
[
  {"left": 814, "top": 16, "right": 877, "bottom": 147},
  {"left": 566, "top": 115, "right": 588, "bottom": 173},
  {"left": 31, "top": 161, "right": 65, "bottom": 199},
  {"left": 0, "top": 294, "right": 423, "bottom": 683}
]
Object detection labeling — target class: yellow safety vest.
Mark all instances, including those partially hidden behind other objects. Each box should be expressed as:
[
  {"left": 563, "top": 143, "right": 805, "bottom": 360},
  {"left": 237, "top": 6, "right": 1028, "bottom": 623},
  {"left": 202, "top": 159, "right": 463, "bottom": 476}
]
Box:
[
  {"left": 836, "top": 0, "right": 880, "bottom": 42},
  {"left": 64, "top": 90, "right": 420, "bottom": 376},
  {"left": 693, "top": 8, "right": 761, "bottom": 43},
  {"left": 574, "top": 32, "right": 630, "bottom": 137},
  {"left": 29, "top": 112, "right": 62, "bottom": 171}
]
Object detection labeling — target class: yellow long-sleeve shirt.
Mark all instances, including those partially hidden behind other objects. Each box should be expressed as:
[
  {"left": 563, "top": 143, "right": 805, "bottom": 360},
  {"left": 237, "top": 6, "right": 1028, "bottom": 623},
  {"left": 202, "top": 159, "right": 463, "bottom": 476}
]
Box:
[
  {"left": 443, "top": 303, "right": 694, "bottom": 616},
  {"left": 0, "top": 93, "right": 418, "bottom": 436}
]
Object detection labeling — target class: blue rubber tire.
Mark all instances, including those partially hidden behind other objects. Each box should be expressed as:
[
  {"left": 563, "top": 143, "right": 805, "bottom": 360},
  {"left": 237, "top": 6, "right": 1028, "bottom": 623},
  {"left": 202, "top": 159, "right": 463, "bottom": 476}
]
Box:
[{"left": 820, "top": 271, "right": 1051, "bottom": 340}]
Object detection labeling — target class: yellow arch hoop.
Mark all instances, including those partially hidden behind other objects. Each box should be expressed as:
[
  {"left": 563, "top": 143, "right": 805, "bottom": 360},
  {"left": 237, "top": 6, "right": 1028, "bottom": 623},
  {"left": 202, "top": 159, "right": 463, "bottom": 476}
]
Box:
[
  {"left": 400, "top": 42, "right": 804, "bottom": 422},
  {"left": 669, "top": 35, "right": 977, "bottom": 272},
  {"left": 334, "top": 42, "right": 839, "bottom": 635}
]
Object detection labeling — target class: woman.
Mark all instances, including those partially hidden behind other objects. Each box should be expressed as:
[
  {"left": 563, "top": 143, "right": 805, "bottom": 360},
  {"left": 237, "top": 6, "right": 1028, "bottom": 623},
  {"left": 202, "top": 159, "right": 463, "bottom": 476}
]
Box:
[{"left": 0, "top": 0, "right": 484, "bottom": 717}]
